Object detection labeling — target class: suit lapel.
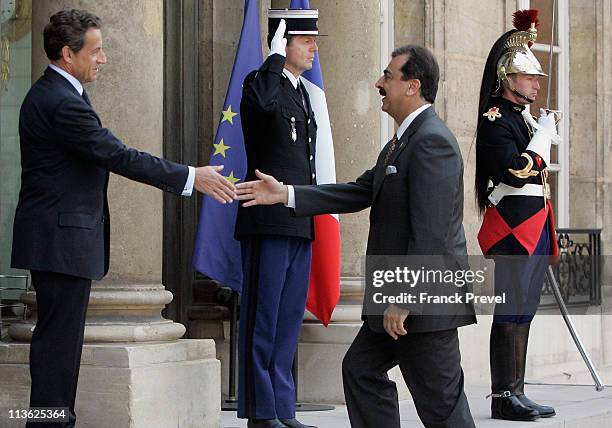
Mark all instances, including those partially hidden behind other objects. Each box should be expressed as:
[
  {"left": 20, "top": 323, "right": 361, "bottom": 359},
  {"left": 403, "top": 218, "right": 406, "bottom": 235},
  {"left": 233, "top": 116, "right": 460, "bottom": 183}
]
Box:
[
  {"left": 371, "top": 107, "right": 435, "bottom": 201},
  {"left": 387, "top": 107, "right": 435, "bottom": 166}
]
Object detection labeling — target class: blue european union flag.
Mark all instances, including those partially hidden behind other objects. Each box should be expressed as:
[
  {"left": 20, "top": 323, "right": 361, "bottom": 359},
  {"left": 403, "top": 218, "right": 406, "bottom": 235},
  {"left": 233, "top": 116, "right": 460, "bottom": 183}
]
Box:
[{"left": 192, "top": 0, "right": 263, "bottom": 291}]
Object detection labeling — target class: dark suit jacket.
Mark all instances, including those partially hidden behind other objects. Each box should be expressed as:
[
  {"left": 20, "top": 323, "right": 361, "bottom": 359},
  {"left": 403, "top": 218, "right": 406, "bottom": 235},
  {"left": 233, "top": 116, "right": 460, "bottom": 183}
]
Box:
[
  {"left": 235, "top": 53, "right": 317, "bottom": 240},
  {"left": 293, "top": 107, "right": 476, "bottom": 333},
  {"left": 11, "top": 67, "right": 188, "bottom": 280}
]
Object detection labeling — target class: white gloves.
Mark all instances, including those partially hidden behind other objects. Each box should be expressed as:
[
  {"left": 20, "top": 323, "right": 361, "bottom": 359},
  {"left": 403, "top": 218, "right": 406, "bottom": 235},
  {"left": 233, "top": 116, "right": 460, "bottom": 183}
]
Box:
[
  {"left": 270, "top": 19, "right": 287, "bottom": 57},
  {"left": 521, "top": 108, "right": 561, "bottom": 145},
  {"left": 537, "top": 108, "right": 558, "bottom": 135},
  {"left": 524, "top": 108, "right": 562, "bottom": 167}
]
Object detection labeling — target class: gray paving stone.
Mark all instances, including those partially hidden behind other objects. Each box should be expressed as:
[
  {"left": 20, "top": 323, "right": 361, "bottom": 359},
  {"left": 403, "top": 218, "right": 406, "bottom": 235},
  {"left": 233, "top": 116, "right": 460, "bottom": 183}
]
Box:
[{"left": 222, "top": 366, "right": 612, "bottom": 427}]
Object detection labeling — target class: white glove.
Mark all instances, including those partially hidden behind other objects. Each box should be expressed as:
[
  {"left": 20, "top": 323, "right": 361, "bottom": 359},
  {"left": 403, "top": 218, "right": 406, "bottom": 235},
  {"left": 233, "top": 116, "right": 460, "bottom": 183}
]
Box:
[
  {"left": 521, "top": 108, "right": 561, "bottom": 146},
  {"left": 537, "top": 108, "right": 557, "bottom": 133},
  {"left": 270, "top": 19, "right": 287, "bottom": 57}
]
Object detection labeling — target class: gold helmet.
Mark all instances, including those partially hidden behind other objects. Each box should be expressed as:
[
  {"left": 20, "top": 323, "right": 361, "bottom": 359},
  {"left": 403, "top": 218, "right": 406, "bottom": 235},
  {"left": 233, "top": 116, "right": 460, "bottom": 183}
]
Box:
[{"left": 497, "top": 9, "right": 547, "bottom": 102}]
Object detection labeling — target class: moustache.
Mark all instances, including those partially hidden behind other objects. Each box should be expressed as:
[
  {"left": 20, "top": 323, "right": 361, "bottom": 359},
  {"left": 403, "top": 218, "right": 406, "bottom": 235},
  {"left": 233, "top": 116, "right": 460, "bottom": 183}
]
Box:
[{"left": 379, "top": 88, "right": 386, "bottom": 97}]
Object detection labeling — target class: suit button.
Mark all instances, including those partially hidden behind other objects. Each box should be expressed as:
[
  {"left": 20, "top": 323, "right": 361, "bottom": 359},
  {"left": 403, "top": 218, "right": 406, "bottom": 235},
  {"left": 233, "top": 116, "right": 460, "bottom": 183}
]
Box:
[
  {"left": 308, "top": 137, "right": 312, "bottom": 143},
  {"left": 312, "top": 173, "right": 315, "bottom": 179},
  {"left": 308, "top": 119, "right": 311, "bottom": 124},
  {"left": 309, "top": 155, "right": 313, "bottom": 161}
]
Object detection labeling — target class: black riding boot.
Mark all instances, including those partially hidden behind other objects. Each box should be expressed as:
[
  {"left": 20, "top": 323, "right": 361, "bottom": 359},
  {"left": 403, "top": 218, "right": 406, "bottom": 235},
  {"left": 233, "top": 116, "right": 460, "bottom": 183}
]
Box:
[
  {"left": 490, "top": 322, "right": 540, "bottom": 421},
  {"left": 514, "top": 322, "right": 556, "bottom": 417}
]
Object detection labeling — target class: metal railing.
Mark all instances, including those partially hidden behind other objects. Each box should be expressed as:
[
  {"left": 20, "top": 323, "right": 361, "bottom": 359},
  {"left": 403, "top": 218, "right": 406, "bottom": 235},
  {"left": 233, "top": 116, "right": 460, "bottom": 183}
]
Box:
[
  {"left": 540, "top": 228, "right": 602, "bottom": 308},
  {"left": 0, "top": 273, "right": 30, "bottom": 339}
]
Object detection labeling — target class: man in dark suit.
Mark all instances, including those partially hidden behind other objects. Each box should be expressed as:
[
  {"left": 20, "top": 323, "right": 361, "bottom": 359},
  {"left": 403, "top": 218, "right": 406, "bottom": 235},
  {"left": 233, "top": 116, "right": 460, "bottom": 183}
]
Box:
[
  {"left": 234, "top": 12, "right": 319, "bottom": 428},
  {"left": 11, "top": 10, "right": 236, "bottom": 428},
  {"left": 237, "top": 45, "right": 476, "bottom": 428}
]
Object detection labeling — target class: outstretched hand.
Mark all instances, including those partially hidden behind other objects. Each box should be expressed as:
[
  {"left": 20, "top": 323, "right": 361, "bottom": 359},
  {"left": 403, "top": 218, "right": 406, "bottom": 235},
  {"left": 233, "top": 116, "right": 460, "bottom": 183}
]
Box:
[
  {"left": 235, "top": 169, "right": 288, "bottom": 207},
  {"left": 194, "top": 165, "right": 236, "bottom": 204}
]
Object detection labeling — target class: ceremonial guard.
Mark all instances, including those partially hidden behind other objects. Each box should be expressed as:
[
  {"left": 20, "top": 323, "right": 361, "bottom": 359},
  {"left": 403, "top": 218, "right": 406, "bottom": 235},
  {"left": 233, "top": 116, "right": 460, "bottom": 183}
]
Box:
[
  {"left": 475, "top": 9, "right": 561, "bottom": 421},
  {"left": 234, "top": 9, "right": 319, "bottom": 428}
]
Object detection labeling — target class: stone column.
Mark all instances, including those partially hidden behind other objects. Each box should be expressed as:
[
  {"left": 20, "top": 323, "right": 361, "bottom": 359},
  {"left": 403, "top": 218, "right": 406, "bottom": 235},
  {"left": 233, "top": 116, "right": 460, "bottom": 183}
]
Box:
[
  {"left": 301, "top": 0, "right": 383, "bottom": 323},
  {"left": 294, "top": 0, "right": 385, "bottom": 403},
  {"left": 9, "top": 0, "right": 184, "bottom": 343},
  {"left": 1, "top": 2, "right": 220, "bottom": 426}
]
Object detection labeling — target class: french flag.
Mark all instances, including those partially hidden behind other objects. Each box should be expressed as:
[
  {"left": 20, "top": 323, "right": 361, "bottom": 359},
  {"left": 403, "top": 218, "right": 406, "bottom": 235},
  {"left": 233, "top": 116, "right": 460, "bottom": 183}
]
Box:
[{"left": 291, "top": 0, "right": 341, "bottom": 326}]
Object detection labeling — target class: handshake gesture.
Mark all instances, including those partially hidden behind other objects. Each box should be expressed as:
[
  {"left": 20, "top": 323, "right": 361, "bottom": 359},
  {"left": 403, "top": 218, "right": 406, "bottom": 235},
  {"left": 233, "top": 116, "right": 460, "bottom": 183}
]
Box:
[{"left": 198, "top": 167, "right": 287, "bottom": 206}]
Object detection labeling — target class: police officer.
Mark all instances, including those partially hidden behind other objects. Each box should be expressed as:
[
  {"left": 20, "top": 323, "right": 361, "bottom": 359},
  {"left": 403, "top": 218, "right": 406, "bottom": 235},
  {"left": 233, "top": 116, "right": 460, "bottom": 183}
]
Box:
[
  {"left": 475, "top": 9, "right": 560, "bottom": 422},
  {"left": 234, "top": 9, "right": 319, "bottom": 428}
]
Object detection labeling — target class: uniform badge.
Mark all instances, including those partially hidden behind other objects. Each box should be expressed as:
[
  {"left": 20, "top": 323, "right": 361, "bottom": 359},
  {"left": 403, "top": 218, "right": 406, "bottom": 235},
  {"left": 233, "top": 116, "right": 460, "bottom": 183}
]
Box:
[
  {"left": 483, "top": 106, "right": 502, "bottom": 122},
  {"left": 290, "top": 116, "right": 297, "bottom": 143}
]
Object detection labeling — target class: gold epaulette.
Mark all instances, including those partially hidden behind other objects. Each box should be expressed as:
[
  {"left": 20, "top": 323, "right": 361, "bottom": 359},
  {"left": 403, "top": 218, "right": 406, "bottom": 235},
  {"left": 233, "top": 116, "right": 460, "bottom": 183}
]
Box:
[{"left": 508, "top": 153, "right": 539, "bottom": 178}]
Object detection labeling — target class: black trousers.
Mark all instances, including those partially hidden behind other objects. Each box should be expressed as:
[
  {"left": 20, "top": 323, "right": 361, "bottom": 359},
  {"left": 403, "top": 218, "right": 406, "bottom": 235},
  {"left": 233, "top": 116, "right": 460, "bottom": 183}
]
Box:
[
  {"left": 342, "top": 322, "right": 475, "bottom": 428},
  {"left": 26, "top": 270, "right": 91, "bottom": 428}
]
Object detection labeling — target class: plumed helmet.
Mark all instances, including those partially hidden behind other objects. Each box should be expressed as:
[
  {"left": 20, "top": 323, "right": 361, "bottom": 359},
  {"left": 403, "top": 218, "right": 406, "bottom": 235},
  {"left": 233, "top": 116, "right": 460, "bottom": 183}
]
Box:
[{"left": 497, "top": 9, "right": 547, "bottom": 93}]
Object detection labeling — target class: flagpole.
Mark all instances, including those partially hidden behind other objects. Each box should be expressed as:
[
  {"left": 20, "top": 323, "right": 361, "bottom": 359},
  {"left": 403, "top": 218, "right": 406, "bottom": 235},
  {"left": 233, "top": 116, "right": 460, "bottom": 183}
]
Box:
[{"left": 292, "top": 350, "right": 335, "bottom": 412}]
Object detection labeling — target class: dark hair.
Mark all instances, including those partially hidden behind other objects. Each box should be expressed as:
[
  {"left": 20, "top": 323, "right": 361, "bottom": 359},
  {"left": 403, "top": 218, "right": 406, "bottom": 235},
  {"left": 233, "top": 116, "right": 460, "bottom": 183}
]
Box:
[
  {"left": 474, "top": 30, "right": 516, "bottom": 215},
  {"left": 44, "top": 9, "right": 102, "bottom": 61},
  {"left": 391, "top": 45, "right": 439, "bottom": 103}
]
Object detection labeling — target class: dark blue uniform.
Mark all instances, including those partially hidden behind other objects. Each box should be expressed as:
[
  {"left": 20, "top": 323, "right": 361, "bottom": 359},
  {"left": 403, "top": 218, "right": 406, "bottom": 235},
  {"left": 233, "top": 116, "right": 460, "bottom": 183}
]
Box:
[{"left": 235, "top": 53, "right": 317, "bottom": 420}]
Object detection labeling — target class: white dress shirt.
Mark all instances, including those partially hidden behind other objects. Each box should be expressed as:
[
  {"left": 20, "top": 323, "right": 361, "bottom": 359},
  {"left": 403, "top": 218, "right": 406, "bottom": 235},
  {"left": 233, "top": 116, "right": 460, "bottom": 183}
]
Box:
[
  {"left": 286, "top": 104, "right": 432, "bottom": 208},
  {"left": 48, "top": 64, "right": 195, "bottom": 196},
  {"left": 282, "top": 68, "right": 301, "bottom": 89}
]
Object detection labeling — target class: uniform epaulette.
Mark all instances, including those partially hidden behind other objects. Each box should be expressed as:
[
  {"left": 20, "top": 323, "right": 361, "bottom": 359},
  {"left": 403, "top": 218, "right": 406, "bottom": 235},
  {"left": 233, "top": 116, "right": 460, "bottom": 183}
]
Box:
[{"left": 483, "top": 106, "right": 502, "bottom": 122}]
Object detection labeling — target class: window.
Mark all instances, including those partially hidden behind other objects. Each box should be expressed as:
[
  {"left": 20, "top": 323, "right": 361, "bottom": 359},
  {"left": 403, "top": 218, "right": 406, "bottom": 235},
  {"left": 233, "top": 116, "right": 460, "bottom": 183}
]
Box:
[
  {"left": 518, "top": 0, "right": 570, "bottom": 227},
  {"left": 0, "top": 9, "right": 31, "bottom": 291}
]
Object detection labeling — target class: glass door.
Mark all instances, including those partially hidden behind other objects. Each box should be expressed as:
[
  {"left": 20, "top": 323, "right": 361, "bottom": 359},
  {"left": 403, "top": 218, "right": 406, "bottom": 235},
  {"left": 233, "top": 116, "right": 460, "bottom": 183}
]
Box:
[{"left": 0, "top": 0, "right": 32, "bottom": 335}]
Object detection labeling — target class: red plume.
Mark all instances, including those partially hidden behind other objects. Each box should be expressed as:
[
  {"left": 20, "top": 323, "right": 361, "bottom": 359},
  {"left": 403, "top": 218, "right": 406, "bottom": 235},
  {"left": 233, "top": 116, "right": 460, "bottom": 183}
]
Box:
[{"left": 513, "top": 9, "right": 539, "bottom": 31}]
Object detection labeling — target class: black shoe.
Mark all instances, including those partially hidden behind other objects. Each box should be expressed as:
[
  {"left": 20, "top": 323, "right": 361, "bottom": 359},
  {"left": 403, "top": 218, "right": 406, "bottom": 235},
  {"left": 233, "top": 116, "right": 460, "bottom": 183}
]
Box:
[
  {"left": 491, "top": 393, "right": 540, "bottom": 421},
  {"left": 518, "top": 394, "right": 556, "bottom": 418},
  {"left": 279, "top": 418, "right": 317, "bottom": 428},
  {"left": 247, "top": 419, "right": 286, "bottom": 428}
]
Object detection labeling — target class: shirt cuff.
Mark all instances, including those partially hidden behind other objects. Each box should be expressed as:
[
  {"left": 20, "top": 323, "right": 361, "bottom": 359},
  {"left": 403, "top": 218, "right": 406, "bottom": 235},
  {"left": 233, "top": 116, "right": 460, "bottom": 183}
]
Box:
[
  {"left": 285, "top": 185, "right": 296, "bottom": 208},
  {"left": 182, "top": 166, "right": 196, "bottom": 196}
]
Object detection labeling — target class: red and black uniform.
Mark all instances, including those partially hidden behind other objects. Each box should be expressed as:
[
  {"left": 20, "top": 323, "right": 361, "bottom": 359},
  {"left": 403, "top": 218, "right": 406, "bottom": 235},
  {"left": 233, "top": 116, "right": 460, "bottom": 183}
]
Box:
[
  {"left": 477, "top": 97, "right": 558, "bottom": 257},
  {"left": 476, "top": 98, "right": 558, "bottom": 420}
]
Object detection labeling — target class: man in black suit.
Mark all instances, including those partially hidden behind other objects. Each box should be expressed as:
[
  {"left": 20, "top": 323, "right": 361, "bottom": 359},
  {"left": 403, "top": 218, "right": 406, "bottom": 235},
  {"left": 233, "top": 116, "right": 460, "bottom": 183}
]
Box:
[
  {"left": 11, "top": 10, "right": 235, "bottom": 428},
  {"left": 234, "top": 13, "right": 319, "bottom": 428},
  {"left": 237, "top": 45, "right": 476, "bottom": 428}
]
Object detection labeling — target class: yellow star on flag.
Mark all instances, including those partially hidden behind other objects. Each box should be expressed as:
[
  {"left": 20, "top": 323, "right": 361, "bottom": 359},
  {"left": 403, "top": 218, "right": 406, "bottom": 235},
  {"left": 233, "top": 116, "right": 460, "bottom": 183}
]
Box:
[
  {"left": 225, "top": 171, "right": 240, "bottom": 185},
  {"left": 213, "top": 138, "right": 230, "bottom": 158},
  {"left": 221, "top": 105, "right": 238, "bottom": 125}
]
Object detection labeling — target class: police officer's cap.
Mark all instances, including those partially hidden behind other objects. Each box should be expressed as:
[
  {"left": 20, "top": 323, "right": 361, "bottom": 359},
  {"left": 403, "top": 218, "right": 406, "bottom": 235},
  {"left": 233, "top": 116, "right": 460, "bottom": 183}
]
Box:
[{"left": 267, "top": 9, "right": 323, "bottom": 46}]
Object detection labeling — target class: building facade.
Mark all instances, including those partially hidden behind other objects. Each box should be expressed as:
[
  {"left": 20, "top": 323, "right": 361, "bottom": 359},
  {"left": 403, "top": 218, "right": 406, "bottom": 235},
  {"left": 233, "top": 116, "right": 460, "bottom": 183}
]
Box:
[{"left": 0, "top": 0, "right": 610, "bottom": 409}]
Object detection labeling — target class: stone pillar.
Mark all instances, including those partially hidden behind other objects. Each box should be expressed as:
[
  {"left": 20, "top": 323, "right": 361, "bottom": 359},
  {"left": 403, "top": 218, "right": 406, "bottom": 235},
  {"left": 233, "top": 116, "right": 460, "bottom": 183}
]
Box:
[
  {"left": 1, "top": 2, "right": 220, "bottom": 427},
  {"left": 295, "top": 0, "right": 390, "bottom": 403}
]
